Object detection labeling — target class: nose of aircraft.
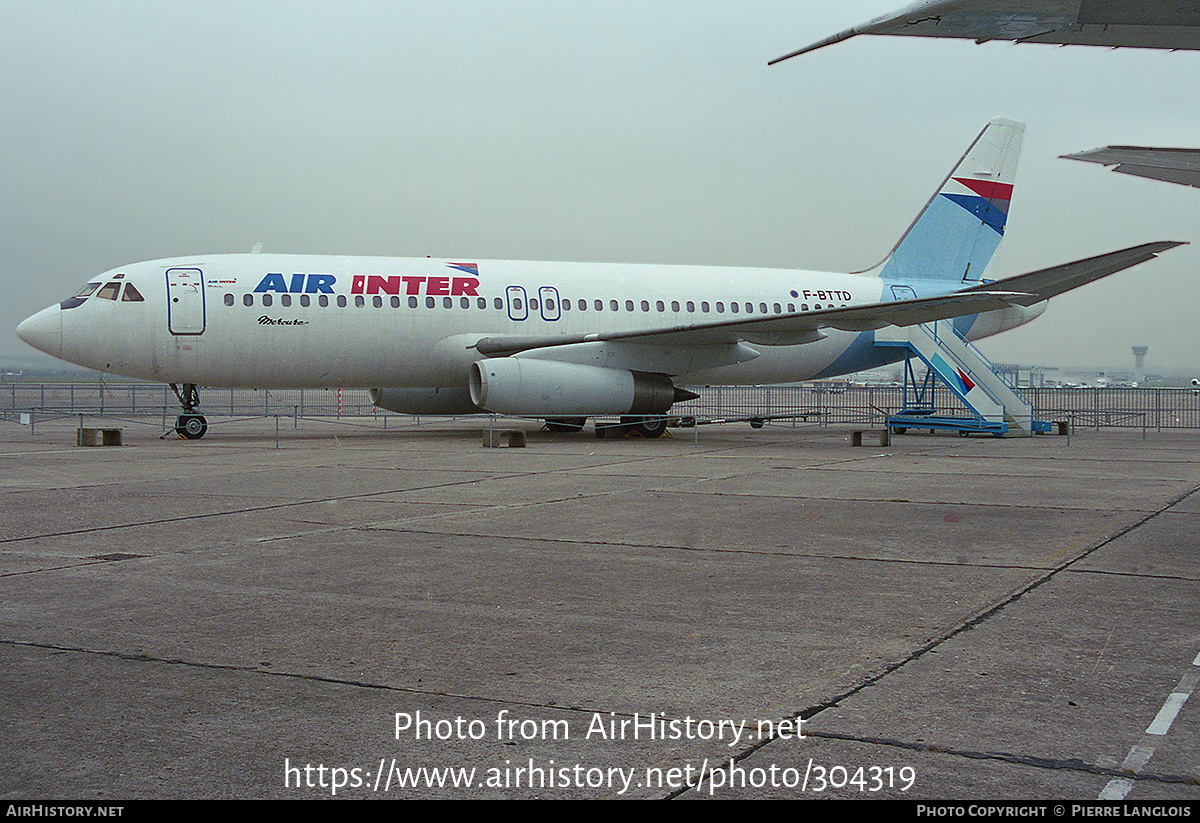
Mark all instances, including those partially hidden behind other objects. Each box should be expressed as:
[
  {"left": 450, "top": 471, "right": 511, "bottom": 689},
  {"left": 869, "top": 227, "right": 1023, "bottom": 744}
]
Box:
[{"left": 16, "top": 305, "right": 63, "bottom": 359}]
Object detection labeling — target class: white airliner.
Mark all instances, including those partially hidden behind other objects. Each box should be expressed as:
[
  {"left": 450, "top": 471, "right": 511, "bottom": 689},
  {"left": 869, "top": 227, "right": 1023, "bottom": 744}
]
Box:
[{"left": 15, "top": 118, "right": 1181, "bottom": 438}]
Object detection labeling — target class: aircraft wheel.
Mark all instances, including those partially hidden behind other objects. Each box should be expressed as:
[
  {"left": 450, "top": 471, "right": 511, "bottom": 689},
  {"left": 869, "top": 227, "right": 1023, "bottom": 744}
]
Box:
[
  {"left": 622, "top": 416, "right": 667, "bottom": 438},
  {"left": 892, "top": 427, "right": 907, "bottom": 435},
  {"left": 750, "top": 417, "right": 765, "bottom": 429},
  {"left": 176, "top": 414, "right": 208, "bottom": 440},
  {"left": 545, "top": 417, "right": 587, "bottom": 432}
]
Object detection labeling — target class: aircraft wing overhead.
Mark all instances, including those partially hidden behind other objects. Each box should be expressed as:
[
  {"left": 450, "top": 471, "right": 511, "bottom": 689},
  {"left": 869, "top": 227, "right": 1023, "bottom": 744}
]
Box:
[
  {"left": 474, "top": 242, "right": 1182, "bottom": 364},
  {"left": 770, "top": 0, "right": 1200, "bottom": 64},
  {"left": 1063, "top": 147, "right": 1200, "bottom": 189}
]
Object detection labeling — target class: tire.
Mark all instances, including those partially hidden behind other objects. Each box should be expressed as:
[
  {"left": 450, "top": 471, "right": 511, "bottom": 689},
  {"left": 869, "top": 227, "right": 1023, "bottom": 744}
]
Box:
[
  {"left": 622, "top": 416, "right": 667, "bottom": 438},
  {"left": 176, "top": 414, "right": 208, "bottom": 439}
]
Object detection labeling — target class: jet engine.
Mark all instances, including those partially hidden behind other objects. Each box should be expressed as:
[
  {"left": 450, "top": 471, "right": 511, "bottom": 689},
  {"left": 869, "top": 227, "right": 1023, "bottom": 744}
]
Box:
[
  {"left": 469, "top": 358, "right": 694, "bottom": 416},
  {"left": 369, "top": 386, "right": 482, "bottom": 415}
]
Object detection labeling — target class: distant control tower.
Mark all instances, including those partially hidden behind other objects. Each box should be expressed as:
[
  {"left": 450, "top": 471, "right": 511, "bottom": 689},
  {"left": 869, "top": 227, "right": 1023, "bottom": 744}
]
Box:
[{"left": 1132, "top": 346, "right": 1149, "bottom": 385}]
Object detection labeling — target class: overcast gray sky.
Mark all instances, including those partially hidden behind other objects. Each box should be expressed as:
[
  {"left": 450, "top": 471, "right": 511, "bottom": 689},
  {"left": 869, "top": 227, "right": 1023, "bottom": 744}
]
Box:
[{"left": 4, "top": 0, "right": 1199, "bottom": 373}]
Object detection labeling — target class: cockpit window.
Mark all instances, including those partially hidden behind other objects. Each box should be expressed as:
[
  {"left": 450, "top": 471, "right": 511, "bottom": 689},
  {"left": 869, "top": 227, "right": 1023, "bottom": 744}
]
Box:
[
  {"left": 96, "top": 282, "right": 121, "bottom": 301},
  {"left": 60, "top": 281, "right": 103, "bottom": 310},
  {"left": 121, "top": 283, "right": 145, "bottom": 302}
]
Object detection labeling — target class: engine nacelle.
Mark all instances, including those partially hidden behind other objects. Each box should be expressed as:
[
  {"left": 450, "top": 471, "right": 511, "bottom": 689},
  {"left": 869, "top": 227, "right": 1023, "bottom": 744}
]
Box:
[
  {"left": 369, "top": 386, "right": 482, "bottom": 415},
  {"left": 963, "top": 301, "right": 1048, "bottom": 341},
  {"left": 470, "top": 358, "right": 686, "bottom": 416}
]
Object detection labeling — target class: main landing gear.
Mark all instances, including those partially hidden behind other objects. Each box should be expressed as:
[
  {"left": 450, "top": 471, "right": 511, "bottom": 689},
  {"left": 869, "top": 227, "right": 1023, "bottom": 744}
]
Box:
[
  {"left": 544, "top": 416, "right": 668, "bottom": 438},
  {"left": 620, "top": 416, "right": 667, "bottom": 438},
  {"left": 170, "top": 383, "right": 208, "bottom": 439}
]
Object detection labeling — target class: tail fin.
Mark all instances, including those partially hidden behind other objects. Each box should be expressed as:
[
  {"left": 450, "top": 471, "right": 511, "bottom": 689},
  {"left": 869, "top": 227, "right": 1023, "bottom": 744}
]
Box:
[{"left": 866, "top": 117, "right": 1024, "bottom": 288}]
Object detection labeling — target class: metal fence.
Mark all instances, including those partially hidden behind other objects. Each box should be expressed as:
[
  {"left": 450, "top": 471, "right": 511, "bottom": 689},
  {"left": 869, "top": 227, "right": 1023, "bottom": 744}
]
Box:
[{"left": 3, "top": 381, "right": 1199, "bottom": 429}]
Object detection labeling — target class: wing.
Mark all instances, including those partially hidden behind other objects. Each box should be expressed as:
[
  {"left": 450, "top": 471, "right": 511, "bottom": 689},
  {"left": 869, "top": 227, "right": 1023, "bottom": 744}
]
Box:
[
  {"left": 770, "top": 0, "right": 1200, "bottom": 64},
  {"left": 962, "top": 241, "right": 1185, "bottom": 300},
  {"left": 1063, "top": 147, "right": 1200, "bottom": 189},
  {"left": 473, "top": 242, "right": 1183, "bottom": 366}
]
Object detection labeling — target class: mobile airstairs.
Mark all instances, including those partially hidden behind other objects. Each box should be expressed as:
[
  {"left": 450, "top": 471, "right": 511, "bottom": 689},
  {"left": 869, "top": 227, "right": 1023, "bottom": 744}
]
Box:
[{"left": 875, "top": 320, "right": 1049, "bottom": 437}]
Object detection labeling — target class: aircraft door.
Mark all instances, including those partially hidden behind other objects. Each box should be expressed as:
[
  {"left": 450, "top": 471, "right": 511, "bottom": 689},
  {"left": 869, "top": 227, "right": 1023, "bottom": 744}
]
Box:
[
  {"left": 506, "top": 286, "right": 528, "bottom": 321},
  {"left": 166, "top": 267, "right": 206, "bottom": 334},
  {"left": 538, "top": 286, "right": 560, "bottom": 321}
]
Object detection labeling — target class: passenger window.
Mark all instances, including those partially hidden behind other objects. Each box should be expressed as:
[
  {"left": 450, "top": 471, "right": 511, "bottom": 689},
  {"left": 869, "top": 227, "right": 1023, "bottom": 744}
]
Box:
[
  {"left": 391, "top": 296, "right": 401, "bottom": 308},
  {"left": 373, "top": 296, "right": 383, "bottom": 308},
  {"left": 243, "top": 294, "right": 254, "bottom": 307},
  {"left": 494, "top": 297, "right": 503, "bottom": 309},
  {"left": 281, "top": 294, "right": 292, "bottom": 307},
  {"left": 224, "top": 294, "right": 234, "bottom": 307},
  {"left": 579, "top": 299, "right": 587, "bottom": 311},
  {"left": 730, "top": 303, "right": 739, "bottom": 313},
  {"left": 355, "top": 296, "right": 365, "bottom": 308},
  {"left": 701, "top": 302, "right": 709, "bottom": 313},
  {"left": 773, "top": 303, "right": 781, "bottom": 314},
  {"left": 443, "top": 297, "right": 452, "bottom": 308},
  {"left": 301, "top": 295, "right": 311, "bottom": 307},
  {"left": 640, "top": 300, "right": 649, "bottom": 312},
  {"left": 670, "top": 301, "right": 678, "bottom": 312},
  {"left": 426, "top": 296, "right": 435, "bottom": 308},
  {"left": 96, "top": 282, "right": 120, "bottom": 301},
  {"left": 262, "top": 294, "right": 273, "bottom": 307},
  {"left": 716, "top": 302, "right": 724, "bottom": 313},
  {"left": 686, "top": 301, "right": 695, "bottom": 312},
  {"left": 625, "top": 300, "right": 634, "bottom": 312},
  {"left": 409, "top": 296, "right": 418, "bottom": 308},
  {"left": 337, "top": 296, "right": 347, "bottom": 307},
  {"left": 460, "top": 297, "right": 470, "bottom": 309},
  {"left": 122, "top": 284, "right": 145, "bottom": 302},
  {"left": 610, "top": 300, "right": 618, "bottom": 311}
]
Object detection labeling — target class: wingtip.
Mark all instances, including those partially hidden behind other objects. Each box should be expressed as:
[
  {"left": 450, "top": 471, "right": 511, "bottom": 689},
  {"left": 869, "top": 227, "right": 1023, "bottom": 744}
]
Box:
[
  {"left": 1060, "top": 148, "right": 1115, "bottom": 166},
  {"left": 768, "top": 27, "right": 860, "bottom": 65}
]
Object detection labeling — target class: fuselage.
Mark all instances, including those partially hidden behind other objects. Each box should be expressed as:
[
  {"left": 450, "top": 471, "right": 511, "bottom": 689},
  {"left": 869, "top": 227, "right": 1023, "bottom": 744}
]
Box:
[{"left": 16, "top": 254, "right": 1042, "bottom": 391}]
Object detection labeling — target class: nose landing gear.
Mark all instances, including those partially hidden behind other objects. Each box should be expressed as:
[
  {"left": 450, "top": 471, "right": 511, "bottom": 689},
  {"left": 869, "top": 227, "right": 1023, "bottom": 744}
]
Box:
[{"left": 170, "top": 383, "right": 208, "bottom": 439}]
